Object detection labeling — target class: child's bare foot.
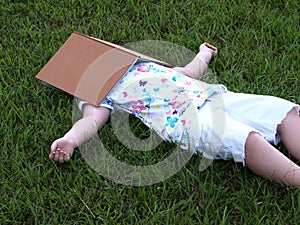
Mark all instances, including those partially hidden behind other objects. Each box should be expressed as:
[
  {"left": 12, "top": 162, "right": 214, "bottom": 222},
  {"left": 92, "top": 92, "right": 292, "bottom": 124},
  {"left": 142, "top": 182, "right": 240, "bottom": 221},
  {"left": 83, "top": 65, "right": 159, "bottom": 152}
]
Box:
[{"left": 49, "top": 138, "right": 76, "bottom": 163}]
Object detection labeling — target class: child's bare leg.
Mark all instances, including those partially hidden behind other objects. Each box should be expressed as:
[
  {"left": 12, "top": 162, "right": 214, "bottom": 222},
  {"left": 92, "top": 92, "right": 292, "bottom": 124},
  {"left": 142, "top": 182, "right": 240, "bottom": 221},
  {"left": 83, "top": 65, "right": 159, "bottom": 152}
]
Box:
[
  {"left": 277, "top": 107, "right": 300, "bottom": 160},
  {"left": 173, "top": 43, "right": 217, "bottom": 78},
  {"left": 245, "top": 132, "right": 300, "bottom": 187}
]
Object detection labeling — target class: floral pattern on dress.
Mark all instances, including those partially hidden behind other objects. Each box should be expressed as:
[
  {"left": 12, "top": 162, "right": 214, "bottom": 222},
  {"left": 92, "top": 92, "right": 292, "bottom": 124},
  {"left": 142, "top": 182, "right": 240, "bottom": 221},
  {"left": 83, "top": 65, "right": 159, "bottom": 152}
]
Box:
[{"left": 101, "top": 61, "right": 226, "bottom": 143}]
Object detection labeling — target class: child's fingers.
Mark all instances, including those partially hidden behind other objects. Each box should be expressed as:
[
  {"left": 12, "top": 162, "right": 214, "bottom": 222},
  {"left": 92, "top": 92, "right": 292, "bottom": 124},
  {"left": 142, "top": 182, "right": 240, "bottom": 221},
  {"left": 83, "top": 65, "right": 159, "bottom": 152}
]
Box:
[
  {"left": 49, "top": 152, "right": 55, "bottom": 159},
  {"left": 200, "top": 43, "right": 218, "bottom": 56},
  {"left": 53, "top": 150, "right": 60, "bottom": 161},
  {"left": 204, "top": 43, "right": 217, "bottom": 52},
  {"left": 50, "top": 149, "right": 70, "bottom": 163},
  {"left": 59, "top": 153, "right": 65, "bottom": 163},
  {"left": 50, "top": 141, "right": 58, "bottom": 152},
  {"left": 63, "top": 153, "right": 70, "bottom": 162},
  {"left": 49, "top": 147, "right": 60, "bottom": 160},
  {"left": 57, "top": 152, "right": 70, "bottom": 163}
]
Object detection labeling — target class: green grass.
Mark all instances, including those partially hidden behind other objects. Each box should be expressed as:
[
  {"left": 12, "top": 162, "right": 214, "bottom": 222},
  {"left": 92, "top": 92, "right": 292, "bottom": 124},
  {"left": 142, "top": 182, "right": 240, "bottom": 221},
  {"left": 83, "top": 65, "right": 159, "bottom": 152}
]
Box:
[{"left": 1, "top": 0, "right": 300, "bottom": 224}]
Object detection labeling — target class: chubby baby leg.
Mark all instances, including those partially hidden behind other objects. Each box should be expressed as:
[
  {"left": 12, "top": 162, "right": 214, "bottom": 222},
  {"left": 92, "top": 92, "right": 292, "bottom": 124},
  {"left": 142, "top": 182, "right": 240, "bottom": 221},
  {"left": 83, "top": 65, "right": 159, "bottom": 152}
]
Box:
[
  {"left": 277, "top": 107, "right": 300, "bottom": 160},
  {"left": 245, "top": 132, "right": 300, "bottom": 187}
]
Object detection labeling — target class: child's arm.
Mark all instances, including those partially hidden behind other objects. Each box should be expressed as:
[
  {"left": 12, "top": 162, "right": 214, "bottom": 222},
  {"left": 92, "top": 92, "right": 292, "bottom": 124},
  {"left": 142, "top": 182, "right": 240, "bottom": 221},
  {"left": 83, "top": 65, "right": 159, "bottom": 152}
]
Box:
[
  {"left": 49, "top": 104, "right": 110, "bottom": 163},
  {"left": 174, "top": 43, "right": 218, "bottom": 78}
]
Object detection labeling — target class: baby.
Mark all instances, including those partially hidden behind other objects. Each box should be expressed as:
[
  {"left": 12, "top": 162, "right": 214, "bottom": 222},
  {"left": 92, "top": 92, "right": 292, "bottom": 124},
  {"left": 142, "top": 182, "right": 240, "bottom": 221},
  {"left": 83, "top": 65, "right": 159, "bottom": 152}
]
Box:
[{"left": 49, "top": 43, "right": 300, "bottom": 187}]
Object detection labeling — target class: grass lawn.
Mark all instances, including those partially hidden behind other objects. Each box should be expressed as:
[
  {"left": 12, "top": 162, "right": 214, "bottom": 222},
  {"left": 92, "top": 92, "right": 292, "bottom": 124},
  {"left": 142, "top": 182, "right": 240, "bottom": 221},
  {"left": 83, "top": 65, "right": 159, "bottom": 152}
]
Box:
[{"left": 1, "top": 0, "right": 300, "bottom": 224}]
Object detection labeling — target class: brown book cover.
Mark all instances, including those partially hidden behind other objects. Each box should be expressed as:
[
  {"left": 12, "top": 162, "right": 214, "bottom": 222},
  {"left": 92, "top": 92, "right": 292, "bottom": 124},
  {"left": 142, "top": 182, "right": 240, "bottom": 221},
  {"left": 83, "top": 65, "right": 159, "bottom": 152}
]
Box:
[{"left": 36, "top": 32, "right": 172, "bottom": 106}]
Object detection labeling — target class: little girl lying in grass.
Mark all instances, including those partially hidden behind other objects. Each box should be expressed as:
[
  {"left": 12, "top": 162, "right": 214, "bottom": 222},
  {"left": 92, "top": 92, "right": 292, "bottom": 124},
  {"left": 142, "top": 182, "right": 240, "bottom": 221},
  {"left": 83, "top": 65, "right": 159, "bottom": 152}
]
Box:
[{"left": 49, "top": 43, "right": 300, "bottom": 187}]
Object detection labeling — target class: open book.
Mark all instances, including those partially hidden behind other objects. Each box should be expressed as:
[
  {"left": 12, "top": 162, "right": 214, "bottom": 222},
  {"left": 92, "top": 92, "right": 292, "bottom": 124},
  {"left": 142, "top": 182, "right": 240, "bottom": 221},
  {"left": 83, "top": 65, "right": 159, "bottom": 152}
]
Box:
[{"left": 36, "top": 32, "right": 172, "bottom": 106}]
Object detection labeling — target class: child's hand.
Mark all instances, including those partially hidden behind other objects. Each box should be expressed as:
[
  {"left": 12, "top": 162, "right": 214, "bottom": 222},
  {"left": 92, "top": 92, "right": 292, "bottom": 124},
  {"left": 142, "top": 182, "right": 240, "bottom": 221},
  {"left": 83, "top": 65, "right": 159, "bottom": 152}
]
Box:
[
  {"left": 49, "top": 138, "right": 76, "bottom": 163},
  {"left": 198, "top": 43, "right": 218, "bottom": 64}
]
